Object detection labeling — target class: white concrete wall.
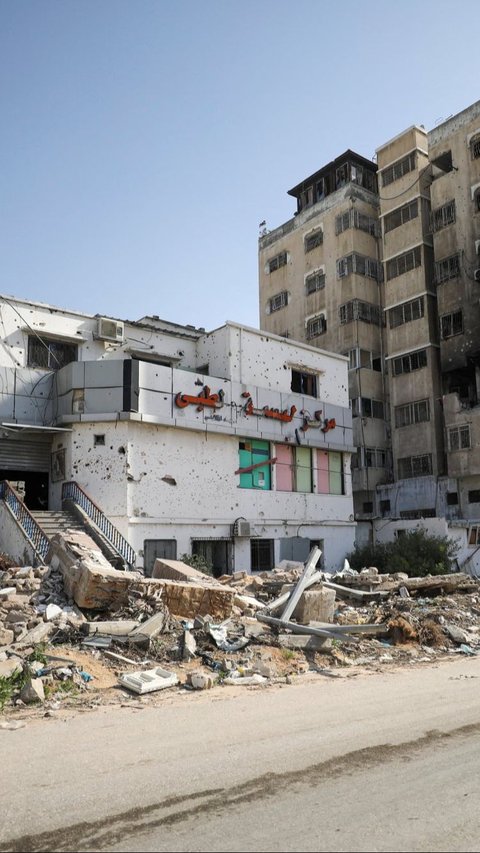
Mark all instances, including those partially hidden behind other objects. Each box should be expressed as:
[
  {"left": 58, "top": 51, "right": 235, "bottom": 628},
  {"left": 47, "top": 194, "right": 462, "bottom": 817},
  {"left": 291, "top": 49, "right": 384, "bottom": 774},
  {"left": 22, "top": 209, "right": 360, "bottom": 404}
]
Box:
[
  {"left": 52, "top": 420, "right": 355, "bottom": 572},
  {"left": 0, "top": 503, "right": 38, "bottom": 566}
]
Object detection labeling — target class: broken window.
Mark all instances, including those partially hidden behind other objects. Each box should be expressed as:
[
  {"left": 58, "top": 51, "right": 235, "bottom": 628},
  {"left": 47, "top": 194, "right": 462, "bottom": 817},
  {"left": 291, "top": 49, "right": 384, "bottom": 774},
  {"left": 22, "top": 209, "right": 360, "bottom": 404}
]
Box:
[
  {"left": 435, "top": 253, "right": 460, "bottom": 284},
  {"left": 27, "top": 336, "right": 77, "bottom": 370},
  {"left": 363, "top": 448, "right": 386, "bottom": 469},
  {"left": 306, "top": 315, "right": 327, "bottom": 339},
  {"left": 251, "top": 539, "right": 274, "bottom": 572},
  {"left": 268, "top": 251, "right": 287, "bottom": 273},
  {"left": 384, "top": 199, "right": 418, "bottom": 233},
  {"left": 389, "top": 297, "right": 424, "bottom": 329},
  {"left": 469, "top": 490, "right": 480, "bottom": 504},
  {"left": 304, "top": 229, "right": 323, "bottom": 252},
  {"left": 449, "top": 425, "right": 471, "bottom": 451},
  {"left": 470, "top": 134, "right": 480, "bottom": 160},
  {"left": 441, "top": 310, "right": 463, "bottom": 339},
  {"left": 291, "top": 370, "right": 317, "bottom": 397},
  {"left": 380, "top": 499, "right": 391, "bottom": 516},
  {"left": 305, "top": 271, "right": 325, "bottom": 294},
  {"left": 336, "top": 253, "right": 379, "bottom": 280},
  {"left": 431, "top": 200, "right": 456, "bottom": 232},
  {"left": 392, "top": 349, "right": 427, "bottom": 376},
  {"left": 269, "top": 291, "right": 288, "bottom": 313},
  {"left": 381, "top": 152, "right": 416, "bottom": 187},
  {"left": 395, "top": 399, "right": 430, "bottom": 427},
  {"left": 386, "top": 246, "right": 422, "bottom": 280},
  {"left": 446, "top": 492, "right": 458, "bottom": 506},
  {"left": 397, "top": 454, "right": 432, "bottom": 479},
  {"left": 339, "top": 300, "right": 382, "bottom": 326},
  {"left": 356, "top": 397, "right": 384, "bottom": 419},
  {"left": 336, "top": 209, "right": 378, "bottom": 236}
]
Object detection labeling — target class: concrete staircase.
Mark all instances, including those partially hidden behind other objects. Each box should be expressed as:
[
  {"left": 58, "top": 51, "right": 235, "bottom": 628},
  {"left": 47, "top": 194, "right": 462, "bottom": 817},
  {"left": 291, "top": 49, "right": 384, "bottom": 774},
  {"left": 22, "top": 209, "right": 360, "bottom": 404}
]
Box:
[
  {"left": 31, "top": 508, "right": 126, "bottom": 570},
  {"left": 30, "top": 510, "right": 85, "bottom": 538}
]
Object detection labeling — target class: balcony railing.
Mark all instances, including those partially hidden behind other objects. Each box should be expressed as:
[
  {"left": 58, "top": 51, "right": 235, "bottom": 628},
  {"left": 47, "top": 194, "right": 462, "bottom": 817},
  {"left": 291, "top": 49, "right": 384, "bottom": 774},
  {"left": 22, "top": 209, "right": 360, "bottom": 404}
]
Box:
[
  {"left": 0, "top": 480, "right": 50, "bottom": 563},
  {"left": 62, "top": 481, "right": 136, "bottom": 568}
]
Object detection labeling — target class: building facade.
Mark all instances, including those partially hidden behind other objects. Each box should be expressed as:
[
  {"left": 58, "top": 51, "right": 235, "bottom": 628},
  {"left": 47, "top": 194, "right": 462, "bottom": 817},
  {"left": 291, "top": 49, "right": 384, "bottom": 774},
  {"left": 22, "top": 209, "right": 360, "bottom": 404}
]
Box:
[
  {"left": 259, "top": 99, "right": 480, "bottom": 573},
  {"left": 0, "top": 294, "right": 355, "bottom": 574}
]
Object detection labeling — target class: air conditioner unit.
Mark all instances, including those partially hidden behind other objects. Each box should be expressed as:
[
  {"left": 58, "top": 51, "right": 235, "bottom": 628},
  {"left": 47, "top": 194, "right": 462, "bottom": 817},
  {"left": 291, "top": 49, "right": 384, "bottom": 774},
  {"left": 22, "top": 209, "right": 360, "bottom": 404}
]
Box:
[
  {"left": 233, "top": 520, "right": 251, "bottom": 537},
  {"left": 97, "top": 317, "right": 125, "bottom": 343},
  {"left": 474, "top": 269, "right": 480, "bottom": 283}
]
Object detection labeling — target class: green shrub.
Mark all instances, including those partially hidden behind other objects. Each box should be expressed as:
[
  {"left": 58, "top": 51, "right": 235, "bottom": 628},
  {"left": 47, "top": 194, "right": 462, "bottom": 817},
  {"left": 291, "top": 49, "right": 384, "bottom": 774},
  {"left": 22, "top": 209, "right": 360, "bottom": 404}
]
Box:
[
  {"left": 347, "top": 530, "right": 458, "bottom": 578},
  {"left": 180, "top": 552, "right": 214, "bottom": 576}
]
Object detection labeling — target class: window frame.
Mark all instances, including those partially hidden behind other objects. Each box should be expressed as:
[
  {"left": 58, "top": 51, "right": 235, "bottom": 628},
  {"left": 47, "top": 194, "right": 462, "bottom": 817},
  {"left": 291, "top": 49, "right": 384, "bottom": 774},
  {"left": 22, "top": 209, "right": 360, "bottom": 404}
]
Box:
[{"left": 27, "top": 335, "right": 78, "bottom": 370}]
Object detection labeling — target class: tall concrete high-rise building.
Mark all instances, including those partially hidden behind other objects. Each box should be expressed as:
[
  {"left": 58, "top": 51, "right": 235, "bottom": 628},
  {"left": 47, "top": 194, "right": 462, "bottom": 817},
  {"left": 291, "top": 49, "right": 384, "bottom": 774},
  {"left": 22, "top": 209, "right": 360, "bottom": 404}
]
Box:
[{"left": 259, "top": 100, "right": 480, "bottom": 541}]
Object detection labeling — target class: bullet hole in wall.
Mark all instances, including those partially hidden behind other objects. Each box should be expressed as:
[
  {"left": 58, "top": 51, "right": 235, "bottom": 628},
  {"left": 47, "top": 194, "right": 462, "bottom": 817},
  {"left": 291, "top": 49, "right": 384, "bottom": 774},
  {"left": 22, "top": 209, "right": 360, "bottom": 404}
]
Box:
[
  {"left": 162, "top": 474, "right": 177, "bottom": 485},
  {"left": 118, "top": 446, "right": 126, "bottom": 454}
]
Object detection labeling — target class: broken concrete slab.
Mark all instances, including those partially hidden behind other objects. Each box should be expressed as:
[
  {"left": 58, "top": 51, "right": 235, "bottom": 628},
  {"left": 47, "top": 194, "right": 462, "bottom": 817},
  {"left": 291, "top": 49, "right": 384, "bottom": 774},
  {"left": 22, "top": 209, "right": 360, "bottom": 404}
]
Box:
[
  {"left": 47, "top": 532, "right": 140, "bottom": 610},
  {"left": 292, "top": 588, "right": 336, "bottom": 624},
  {"left": 149, "top": 579, "right": 235, "bottom": 621},
  {"left": 13, "top": 622, "right": 53, "bottom": 648},
  {"left": 85, "top": 620, "right": 140, "bottom": 637},
  {"left": 128, "top": 610, "right": 171, "bottom": 646},
  {"left": 181, "top": 630, "right": 197, "bottom": 661},
  {"left": 118, "top": 666, "right": 178, "bottom": 695},
  {"left": 151, "top": 558, "right": 214, "bottom": 584},
  {"left": 278, "top": 634, "right": 331, "bottom": 652},
  {"left": 188, "top": 671, "right": 214, "bottom": 690},
  {"left": 20, "top": 677, "right": 45, "bottom": 704},
  {"left": 0, "top": 658, "right": 22, "bottom": 678},
  {"left": 0, "top": 628, "right": 14, "bottom": 646}
]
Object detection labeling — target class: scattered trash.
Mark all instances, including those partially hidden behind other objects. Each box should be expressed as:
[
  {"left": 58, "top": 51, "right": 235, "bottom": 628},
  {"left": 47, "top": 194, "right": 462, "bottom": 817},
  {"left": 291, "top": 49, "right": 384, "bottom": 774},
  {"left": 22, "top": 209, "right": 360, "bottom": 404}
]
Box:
[{"left": 1, "top": 541, "right": 480, "bottom": 715}]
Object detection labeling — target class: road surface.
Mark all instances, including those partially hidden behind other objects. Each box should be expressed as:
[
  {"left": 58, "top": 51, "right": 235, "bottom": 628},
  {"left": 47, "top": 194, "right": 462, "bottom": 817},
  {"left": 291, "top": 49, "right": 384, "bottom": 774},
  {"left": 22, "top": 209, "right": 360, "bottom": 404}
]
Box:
[{"left": 1, "top": 655, "right": 480, "bottom": 852}]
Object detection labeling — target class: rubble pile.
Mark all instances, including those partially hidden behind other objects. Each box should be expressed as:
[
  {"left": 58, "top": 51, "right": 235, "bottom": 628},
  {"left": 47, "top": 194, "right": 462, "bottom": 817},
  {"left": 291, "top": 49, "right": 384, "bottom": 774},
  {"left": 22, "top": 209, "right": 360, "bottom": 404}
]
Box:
[{"left": 1, "top": 535, "right": 480, "bottom": 717}]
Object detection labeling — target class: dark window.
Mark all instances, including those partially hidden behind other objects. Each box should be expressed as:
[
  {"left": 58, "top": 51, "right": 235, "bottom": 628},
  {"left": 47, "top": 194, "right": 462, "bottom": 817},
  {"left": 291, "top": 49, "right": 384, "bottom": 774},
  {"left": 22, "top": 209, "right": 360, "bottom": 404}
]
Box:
[
  {"left": 381, "top": 152, "right": 416, "bottom": 187},
  {"left": 305, "top": 271, "right": 325, "bottom": 294},
  {"left": 269, "top": 291, "right": 288, "bottom": 312},
  {"left": 470, "top": 135, "right": 480, "bottom": 160},
  {"left": 268, "top": 252, "right": 287, "bottom": 273},
  {"left": 339, "top": 300, "right": 382, "bottom": 326},
  {"left": 336, "top": 253, "right": 379, "bottom": 280},
  {"left": 446, "top": 492, "right": 458, "bottom": 506},
  {"left": 251, "top": 539, "right": 274, "bottom": 571},
  {"left": 291, "top": 370, "right": 317, "bottom": 397},
  {"left": 380, "top": 499, "right": 391, "bottom": 515},
  {"left": 441, "top": 310, "right": 463, "bottom": 339},
  {"left": 389, "top": 297, "right": 424, "bottom": 329},
  {"left": 435, "top": 254, "right": 460, "bottom": 284},
  {"left": 395, "top": 399, "right": 430, "bottom": 427},
  {"left": 397, "top": 454, "right": 432, "bottom": 479},
  {"left": 384, "top": 199, "right": 418, "bottom": 233},
  {"left": 362, "top": 501, "right": 374, "bottom": 513},
  {"left": 306, "top": 315, "right": 327, "bottom": 338},
  {"left": 143, "top": 539, "right": 177, "bottom": 576},
  {"left": 304, "top": 230, "right": 323, "bottom": 252},
  {"left": 392, "top": 349, "right": 427, "bottom": 376},
  {"left": 94, "top": 435, "right": 105, "bottom": 446},
  {"left": 431, "top": 200, "right": 456, "bottom": 232},
  {"left": 27, "top": 336, "right": 77, "bottom": 370},
  {"left": 386, "top": 246, "right": 422, "bottom": 280}
]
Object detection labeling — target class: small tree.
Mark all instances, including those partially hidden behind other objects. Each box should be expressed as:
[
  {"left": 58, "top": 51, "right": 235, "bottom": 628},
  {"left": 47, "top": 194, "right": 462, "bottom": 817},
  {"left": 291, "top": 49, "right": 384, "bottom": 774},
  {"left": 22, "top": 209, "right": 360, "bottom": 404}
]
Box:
[{"left": 346, "top": 530, "right": 458, "bottom": 578}]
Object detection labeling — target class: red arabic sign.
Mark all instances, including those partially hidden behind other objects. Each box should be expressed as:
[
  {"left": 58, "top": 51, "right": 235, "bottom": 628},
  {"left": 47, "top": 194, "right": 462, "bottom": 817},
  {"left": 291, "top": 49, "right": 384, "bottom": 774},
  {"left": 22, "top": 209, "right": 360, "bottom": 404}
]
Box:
[{"left": 175, "top": 385, "right": 224, "bottom": 412}]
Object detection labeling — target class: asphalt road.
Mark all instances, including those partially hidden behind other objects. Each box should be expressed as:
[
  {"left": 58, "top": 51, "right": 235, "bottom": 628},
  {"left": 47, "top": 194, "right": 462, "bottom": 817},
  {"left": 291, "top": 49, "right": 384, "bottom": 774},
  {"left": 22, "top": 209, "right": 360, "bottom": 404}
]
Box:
[{"left": 1, "top": 655, "right": 480, "bottom": 852}]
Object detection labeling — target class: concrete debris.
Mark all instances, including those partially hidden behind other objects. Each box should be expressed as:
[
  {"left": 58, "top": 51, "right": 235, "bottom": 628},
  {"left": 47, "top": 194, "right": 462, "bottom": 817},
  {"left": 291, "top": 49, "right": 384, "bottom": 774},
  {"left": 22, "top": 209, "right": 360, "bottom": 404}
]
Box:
[
  {"left": 118, "top": 666, "right": 178, "bottom": 694},
  {"left": 1, "top": 539, "right": 480, "bottom": 715},
  {"left": 19, "top": 677, "right": 45, "bottom": 704},
  {"left": 188, "top": 671, "right": 215, "bottom": 690}
]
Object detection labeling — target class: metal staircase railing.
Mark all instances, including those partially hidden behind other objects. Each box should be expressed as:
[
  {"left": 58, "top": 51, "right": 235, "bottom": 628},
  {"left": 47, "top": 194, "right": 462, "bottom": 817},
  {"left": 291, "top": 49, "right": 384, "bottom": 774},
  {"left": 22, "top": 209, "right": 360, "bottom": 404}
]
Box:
[
  {"left": 0, "top": 480, "right": 50, "bottom": 563},
  {"left": 62, "top": 481, "right": 136, "bottom": 568}
]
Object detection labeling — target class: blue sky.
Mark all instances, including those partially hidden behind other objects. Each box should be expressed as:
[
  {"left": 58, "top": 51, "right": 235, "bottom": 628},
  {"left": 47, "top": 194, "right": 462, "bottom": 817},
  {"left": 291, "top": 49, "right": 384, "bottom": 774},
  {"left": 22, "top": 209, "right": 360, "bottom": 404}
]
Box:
[{"left": 1, "top": 0, "right": 478, "bottom": 330}]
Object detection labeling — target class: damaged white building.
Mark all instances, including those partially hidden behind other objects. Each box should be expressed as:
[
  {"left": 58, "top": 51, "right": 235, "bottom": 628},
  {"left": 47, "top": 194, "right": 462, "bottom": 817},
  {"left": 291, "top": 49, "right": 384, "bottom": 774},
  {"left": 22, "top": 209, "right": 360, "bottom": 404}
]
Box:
[{"left": 0, "top": 294, "right": 355, "bottom": 574}]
